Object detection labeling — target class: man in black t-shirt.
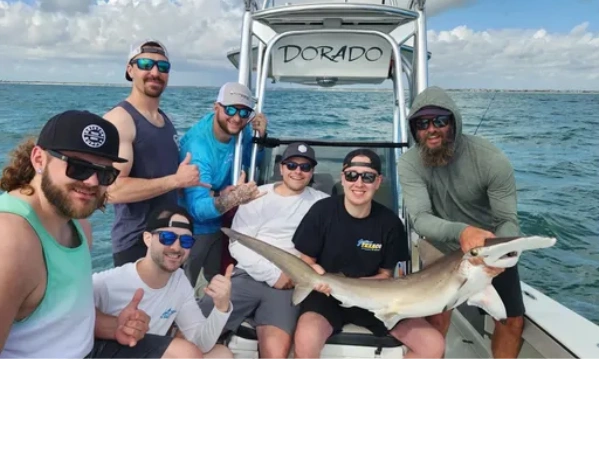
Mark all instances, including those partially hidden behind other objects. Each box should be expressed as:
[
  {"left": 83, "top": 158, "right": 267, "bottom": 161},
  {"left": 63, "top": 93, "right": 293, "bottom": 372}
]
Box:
[{"left": 291, "top": 148, "right": 446, "bottom": 359}]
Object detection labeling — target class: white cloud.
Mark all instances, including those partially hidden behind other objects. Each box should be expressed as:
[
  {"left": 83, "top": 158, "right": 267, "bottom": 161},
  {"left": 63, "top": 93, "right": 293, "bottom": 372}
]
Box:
[
  {"left": 427, "top": 21, "right": 599, "bottom": 90},
  {"left": 0, "top": 0, "right": 597, "bottom": 90}
]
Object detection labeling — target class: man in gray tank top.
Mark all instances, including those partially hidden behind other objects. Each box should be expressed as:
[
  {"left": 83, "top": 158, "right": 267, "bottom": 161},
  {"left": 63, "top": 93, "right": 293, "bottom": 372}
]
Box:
[{"left": 104, "top": 39, "right": 210, "bottom": 267}]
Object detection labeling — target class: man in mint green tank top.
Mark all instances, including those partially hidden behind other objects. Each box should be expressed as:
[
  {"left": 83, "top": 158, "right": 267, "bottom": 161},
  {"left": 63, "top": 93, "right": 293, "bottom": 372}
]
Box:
[
  {"left": 0, "top": 110, "right": 204, "bottom": 359},
  {"left": 397, "top": 86, "right": 524, "bottom": 359}
]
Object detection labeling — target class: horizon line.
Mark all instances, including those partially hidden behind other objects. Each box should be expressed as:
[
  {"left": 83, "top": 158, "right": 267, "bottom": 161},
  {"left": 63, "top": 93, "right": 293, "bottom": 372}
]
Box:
[{"left": 1, "top": 80, "right": 598, "bottom": 93}]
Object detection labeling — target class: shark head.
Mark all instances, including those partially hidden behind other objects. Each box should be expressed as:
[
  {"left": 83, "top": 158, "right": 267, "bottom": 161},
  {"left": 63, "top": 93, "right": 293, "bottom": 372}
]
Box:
[
  {"left": 463, "top": 236, "right": 557, "bottom": 268},
  {"left": 446, "top": 236, "right": 556, "bottom": 321}
]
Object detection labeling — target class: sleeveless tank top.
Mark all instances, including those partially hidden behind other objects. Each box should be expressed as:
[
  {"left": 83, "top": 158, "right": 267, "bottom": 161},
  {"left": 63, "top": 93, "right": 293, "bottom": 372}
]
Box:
[
  {"left": 111, "top": 100, "right": 180, "bottom": 254},
  {"left": 0, "top": 193, "right": 95, "bottom": 358}
]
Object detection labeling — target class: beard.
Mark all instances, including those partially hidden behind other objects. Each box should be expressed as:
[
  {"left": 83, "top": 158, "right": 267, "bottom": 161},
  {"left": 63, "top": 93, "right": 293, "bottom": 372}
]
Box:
[
  {"left": 41, "top": 168, "right": 105, "bottom": 219},
  {"left": 150, "top": 246, "right": 185, "bottom": 273},
  {"left": 142, "top": 75, "right": 166, "bottom": 98},
  {"left": 418, "top": 129, "right": 456, "bottom": 167},
  {"left": 216, "top": 114, "right": 243, "bottom": 137}
]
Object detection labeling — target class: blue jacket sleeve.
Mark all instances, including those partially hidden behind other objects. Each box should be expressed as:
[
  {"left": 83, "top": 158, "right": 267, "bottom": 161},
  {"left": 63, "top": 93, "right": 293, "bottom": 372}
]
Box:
[{"left": 180, "top": 136, "right": 221, "bottom": 223}]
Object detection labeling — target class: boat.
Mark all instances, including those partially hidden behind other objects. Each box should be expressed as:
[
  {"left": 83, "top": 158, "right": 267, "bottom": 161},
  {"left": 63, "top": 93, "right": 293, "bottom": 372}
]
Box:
[{"left": 220, "top": 0, "right": 599, "bottom": 358}]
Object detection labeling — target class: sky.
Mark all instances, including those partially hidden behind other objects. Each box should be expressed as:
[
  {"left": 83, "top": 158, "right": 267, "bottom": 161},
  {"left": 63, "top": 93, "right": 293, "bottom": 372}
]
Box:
[{"left": 0, "top": 0, "right": 598, "bottom": 90}]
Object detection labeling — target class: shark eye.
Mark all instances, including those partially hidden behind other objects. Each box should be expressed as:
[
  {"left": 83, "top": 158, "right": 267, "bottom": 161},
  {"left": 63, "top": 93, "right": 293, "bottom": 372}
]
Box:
[{"left": 470, "top": 248, "right": 479, "bottom": 256}]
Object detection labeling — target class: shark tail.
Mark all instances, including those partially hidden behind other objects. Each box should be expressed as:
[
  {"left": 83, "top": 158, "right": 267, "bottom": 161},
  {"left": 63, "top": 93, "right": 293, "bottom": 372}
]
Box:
[{"left": 222, "top": 227, "right": 320, "bottom": 305}]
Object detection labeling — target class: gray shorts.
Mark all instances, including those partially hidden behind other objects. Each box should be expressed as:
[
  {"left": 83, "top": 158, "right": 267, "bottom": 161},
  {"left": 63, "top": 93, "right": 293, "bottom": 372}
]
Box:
[{"left": 198, "top": 269, "right": 300, "bottom": 336}]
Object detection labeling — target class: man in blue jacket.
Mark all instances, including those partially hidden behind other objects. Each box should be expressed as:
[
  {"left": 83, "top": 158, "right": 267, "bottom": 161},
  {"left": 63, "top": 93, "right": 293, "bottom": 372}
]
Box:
[{"left": 179, "top": 82, "right": 268, "bottom": 287}]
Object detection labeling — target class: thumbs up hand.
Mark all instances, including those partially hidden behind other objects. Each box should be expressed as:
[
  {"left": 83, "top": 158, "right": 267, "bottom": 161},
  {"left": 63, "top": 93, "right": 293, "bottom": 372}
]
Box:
[
  {"left": 204, "top": 264, "right": 233, "bottom": 313},
  {"left": 116, "top": 288, "right": 151, "bottom": 347},
  {"left": 175, "top": 152, "right": 212, "bottom": 189}
]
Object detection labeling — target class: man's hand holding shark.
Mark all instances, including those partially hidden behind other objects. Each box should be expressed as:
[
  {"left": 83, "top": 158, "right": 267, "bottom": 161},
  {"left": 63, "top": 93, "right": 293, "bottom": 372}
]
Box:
[{"left": 460, "top": 226, "right": 506, "bottom": 277}]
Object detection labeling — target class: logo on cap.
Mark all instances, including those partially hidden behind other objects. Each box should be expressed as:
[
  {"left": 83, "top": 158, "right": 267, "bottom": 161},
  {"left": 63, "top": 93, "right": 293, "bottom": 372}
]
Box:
[
  {"left": 82, "top": 124, "right": 106, "bottom": 148},
  {"left": 298, "top": 145, "right": 308, "bottom": 153}
]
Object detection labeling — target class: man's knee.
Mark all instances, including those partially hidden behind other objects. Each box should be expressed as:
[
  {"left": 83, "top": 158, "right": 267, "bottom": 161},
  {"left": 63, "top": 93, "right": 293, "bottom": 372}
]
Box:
[
  {"left": 391, "top": 318, "right": 446, "bottom": 359},
  {"left": 423, "top": 329, "right": 446, "bottom": 358},
  {"left": 293, "top": 313, "right": 332, "bottom": 358},
  {"left": 256, "top": 324, "right": 293, "bottom": 358},
  {"left": 163, "top": 338, "right": 204, "bottom": 359}
]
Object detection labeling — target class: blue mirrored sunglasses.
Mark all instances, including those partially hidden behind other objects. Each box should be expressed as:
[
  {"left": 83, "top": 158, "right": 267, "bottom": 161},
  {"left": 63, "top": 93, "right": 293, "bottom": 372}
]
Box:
[
  {"left": 222, "top": 104, "right": 254, "bottom": 119},
  {"left": 131, "top": 58, "right": 171, "bottom": 74},
  {"left": 152, "top": 231, "right": 195, "bottom": 249}
]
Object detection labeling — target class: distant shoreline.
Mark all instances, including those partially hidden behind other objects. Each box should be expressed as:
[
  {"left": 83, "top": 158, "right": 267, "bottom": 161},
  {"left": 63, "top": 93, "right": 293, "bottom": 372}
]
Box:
[{"left": 0, "top": 80, "right": 597, "bottom": 94}]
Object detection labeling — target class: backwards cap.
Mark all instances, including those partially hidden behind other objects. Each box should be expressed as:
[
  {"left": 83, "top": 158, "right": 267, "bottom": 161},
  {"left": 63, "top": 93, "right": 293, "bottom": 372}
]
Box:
[
  {"left": 125, "top": 39, "right": 169, "bottom": 81},
  {"left": 145, "top": 205, "right": 193, "bottom": 233}
]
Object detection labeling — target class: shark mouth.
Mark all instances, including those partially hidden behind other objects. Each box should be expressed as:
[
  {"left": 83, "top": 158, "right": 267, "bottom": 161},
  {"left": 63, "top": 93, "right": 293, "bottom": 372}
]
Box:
[{"left": 501, "top": 251, "right": 518, "bottom": 259}]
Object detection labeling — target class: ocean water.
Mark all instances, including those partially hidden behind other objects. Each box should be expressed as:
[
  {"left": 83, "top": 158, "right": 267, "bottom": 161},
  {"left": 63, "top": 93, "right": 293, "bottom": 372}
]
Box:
[{"left": 0, "top": 83, "right": 597, "bottom": 325}]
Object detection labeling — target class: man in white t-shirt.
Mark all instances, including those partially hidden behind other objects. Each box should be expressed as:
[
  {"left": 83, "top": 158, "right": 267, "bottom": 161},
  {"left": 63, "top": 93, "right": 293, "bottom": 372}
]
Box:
[
  {"left": 200, "top": 142, "right": 328, "bottom": 358},
  {"left": 93, "top": 206, "right": 234, "bottom": 358}
]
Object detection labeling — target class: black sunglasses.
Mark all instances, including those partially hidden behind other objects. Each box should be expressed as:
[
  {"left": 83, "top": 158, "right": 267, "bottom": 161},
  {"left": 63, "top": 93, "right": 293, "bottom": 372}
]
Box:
[
  {"left": 47, "top": 150, "right": 120, "bottom": 186},
  {"left": 343, "top": 170, "right": 378, "bottom": 184},
  {"left": 152, "top": 231, "right": 195, "bottom": 249},
  {"left": 413, "top": 115, "right": 451, "bottom": 131},
  {"left": 282, "top": 161, "right": 313, "bottom": 172}
]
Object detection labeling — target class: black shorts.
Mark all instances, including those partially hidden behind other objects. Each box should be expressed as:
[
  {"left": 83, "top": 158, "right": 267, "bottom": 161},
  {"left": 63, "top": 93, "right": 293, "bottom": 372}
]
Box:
[
  {"left": 300, "top": 291, "right": 389, "bottom": 337},
  {"left": 85, "top": 334, "right": 174, "bottom": 359},
  {"left": 491, "top": 265, "right": 525, "bottom": 318}
]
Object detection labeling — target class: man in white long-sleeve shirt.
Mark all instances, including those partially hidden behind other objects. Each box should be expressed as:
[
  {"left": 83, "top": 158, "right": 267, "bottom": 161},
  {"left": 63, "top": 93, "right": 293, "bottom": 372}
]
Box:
[
  {"left": 93, "top": 205, "right": 234, "bottom": 358},
  {"left": 200, "top": 143, "right": 328, "bottom": 358}
]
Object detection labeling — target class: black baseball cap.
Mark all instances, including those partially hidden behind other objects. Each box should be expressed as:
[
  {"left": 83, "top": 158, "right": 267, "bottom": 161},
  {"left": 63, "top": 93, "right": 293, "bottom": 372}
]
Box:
[
  {"left": 36, "top": 110, "right": 127, "bottom": 163},
  {"left": 280, "top": 142, "right": 317, "bottom": 166},
  {"left": 342, "top": 148, "right": 382, "bottom": 174},
  {"left": 145, "top": 205, "right": 194, "bottom": 233}
]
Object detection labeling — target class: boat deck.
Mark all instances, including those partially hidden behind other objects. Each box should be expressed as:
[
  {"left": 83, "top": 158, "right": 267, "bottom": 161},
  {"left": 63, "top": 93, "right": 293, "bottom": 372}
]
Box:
[{"left": 444, "top": 321, "right": 485, "bottom": 359}]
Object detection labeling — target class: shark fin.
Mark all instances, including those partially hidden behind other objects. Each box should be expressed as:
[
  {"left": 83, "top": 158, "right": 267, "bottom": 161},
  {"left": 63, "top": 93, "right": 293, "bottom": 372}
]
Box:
[
  {"left": 466, "top": 285, "right": 507, "bottom": 321},
  {"left": 292, "top": 284, "right": 313, "bottom": 306}
]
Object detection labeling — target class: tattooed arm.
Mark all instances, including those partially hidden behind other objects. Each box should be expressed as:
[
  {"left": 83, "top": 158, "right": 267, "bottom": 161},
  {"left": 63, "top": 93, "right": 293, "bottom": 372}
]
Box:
[{"left": 214, "top": 182, "right": 265, "bottom": 214}]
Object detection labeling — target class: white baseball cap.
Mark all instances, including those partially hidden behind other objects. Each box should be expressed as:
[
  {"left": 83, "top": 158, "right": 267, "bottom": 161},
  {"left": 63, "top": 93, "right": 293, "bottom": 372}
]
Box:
[
  {"left": 125, "top": 39, "right": 169, "bottom": 81},
  {"left": 216, "top": 82, "right": 256, "bottom": 109}
]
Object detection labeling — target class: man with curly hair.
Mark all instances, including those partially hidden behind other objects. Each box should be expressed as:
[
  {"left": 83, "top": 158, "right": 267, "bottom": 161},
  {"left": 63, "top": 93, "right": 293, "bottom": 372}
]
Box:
[{"left": 0, "top": 109, "right": 204, "bottom": 359}]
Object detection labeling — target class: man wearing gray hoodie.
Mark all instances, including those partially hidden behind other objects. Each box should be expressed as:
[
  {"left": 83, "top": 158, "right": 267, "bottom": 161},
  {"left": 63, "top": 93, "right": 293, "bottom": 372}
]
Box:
[{"left": 397, "top": 86, "right": 524, "bottom": 359}]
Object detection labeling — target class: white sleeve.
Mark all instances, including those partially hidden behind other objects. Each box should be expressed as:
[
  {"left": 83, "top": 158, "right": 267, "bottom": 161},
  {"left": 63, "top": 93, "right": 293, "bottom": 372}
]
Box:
[
  {"left": 228, "top": 192, "right": 282, "bottom": 287},
  {"left": 174, "top": 279, "right": 232, "bottom": 354},
  {"left": 92, "top": 270, "right": 111, "bottom": 313}
]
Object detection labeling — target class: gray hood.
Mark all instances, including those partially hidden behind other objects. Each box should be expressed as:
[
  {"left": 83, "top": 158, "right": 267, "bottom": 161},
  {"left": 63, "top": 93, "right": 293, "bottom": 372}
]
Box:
[{"left": 407, "top": 86, "right": 463, "bottom": 146}]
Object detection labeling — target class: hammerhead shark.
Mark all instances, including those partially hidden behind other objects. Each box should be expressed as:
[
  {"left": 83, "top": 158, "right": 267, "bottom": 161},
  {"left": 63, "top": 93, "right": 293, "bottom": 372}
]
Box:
[{"left": 221, "top": 227, "right": 556, "bottom": 329}]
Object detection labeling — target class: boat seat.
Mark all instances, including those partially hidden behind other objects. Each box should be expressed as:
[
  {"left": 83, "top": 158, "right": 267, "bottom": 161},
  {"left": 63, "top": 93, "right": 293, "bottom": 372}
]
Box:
[
  {"left": 232, "top": 321, "right": 403, "bottom": 349},
  {"left": 311, "top": 173, "right": 336, "bottom": 195}
]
